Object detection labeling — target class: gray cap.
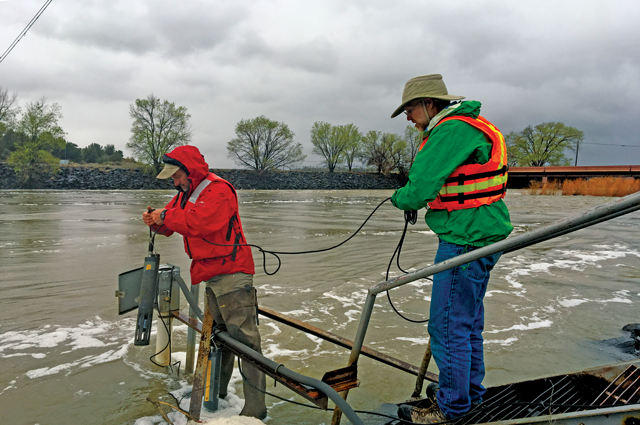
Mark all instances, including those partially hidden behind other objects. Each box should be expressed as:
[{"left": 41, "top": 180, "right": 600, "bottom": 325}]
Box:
[{"left": 391, "top": 74, "right": 465, "bottom": 118}]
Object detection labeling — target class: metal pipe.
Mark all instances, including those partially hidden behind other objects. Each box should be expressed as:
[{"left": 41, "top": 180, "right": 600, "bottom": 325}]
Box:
[
  {"left": 174, "top": 274, "right": 204, "bottom": 321},
  {"left": 331, "top": 292, "right": 377, "bottom": 425},
  {"left": 214, "top": 330, "right": 365, "bottom": 425},
  {"left": 504, "top": 203, "right": 640, "bottom": 254}
]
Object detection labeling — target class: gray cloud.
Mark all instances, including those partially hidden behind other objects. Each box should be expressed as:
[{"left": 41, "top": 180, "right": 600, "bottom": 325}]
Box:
[{"left": 0, "top": 0, "right": 638, "bottom": 167}]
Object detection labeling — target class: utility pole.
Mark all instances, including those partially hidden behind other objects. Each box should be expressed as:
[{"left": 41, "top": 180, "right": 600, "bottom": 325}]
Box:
[{"left": 574, "top": 140, "right": 580, "bottom": 166}]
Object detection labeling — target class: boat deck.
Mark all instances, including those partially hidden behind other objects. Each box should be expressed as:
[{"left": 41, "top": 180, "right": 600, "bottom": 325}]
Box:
[{"left": 382, "top": 363, "right": 640, "bottom": 425}]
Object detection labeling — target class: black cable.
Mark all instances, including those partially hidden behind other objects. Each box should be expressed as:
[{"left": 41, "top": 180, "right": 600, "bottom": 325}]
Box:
[
  {"left": 385, "top": 210, "right": 431, "bottom": 324},
  {"left": 0, "top": 0, "right": 54, "bottom": 64},
  {"left": 149, "top": 267, "right": 181, "bottom": 373},
  {"left": 236, "top": 361, "right": 410, "bottom": 423},
  {"left": 201, "top": 197, "right": 393, "bottom": 275}
]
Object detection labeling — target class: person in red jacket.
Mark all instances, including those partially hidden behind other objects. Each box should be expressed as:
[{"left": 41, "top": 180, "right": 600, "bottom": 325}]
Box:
[{"left": 143, "top": 145, "right": 266, "bottom": 420}]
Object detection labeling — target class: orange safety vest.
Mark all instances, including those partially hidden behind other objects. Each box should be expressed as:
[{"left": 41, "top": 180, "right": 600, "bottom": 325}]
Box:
[{"left": 423, "top": 115, "right": 508, "bottom": 211}]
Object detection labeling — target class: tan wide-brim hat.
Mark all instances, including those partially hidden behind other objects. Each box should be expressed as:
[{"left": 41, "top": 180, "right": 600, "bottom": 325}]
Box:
[
  {"left": 391, "top": 74, "right": 465, "bottom": 118},
  {"left": 156, "top": 163, "right": 180, "bottom": 179}
]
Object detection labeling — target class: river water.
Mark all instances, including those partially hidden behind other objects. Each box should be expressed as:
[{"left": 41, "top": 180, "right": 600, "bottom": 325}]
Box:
[{"left": 0, "top": 189, "right": 639, "bottom": 425}]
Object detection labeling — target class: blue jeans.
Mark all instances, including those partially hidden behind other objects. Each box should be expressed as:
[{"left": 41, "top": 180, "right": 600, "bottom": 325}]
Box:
[{"left": 427, "top": 240, "right": 502, "bottom": 419}]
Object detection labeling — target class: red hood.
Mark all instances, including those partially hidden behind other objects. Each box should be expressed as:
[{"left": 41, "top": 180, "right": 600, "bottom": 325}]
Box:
[{"left": 164, "top": 145, "right": 210, "bottom": 189}]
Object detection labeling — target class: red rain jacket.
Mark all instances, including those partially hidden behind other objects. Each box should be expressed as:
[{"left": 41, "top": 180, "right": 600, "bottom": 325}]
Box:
[{"left": 153, "top": 146, "right": 255, "bottom": 284}]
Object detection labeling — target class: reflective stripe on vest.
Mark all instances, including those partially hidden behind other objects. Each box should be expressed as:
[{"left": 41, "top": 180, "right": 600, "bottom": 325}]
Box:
[
  {"left": 188, "top": 178, "right": 213, "bottom": 204},
  {"left": 427, "top": 115, "right": 508, "bottom": 211}
]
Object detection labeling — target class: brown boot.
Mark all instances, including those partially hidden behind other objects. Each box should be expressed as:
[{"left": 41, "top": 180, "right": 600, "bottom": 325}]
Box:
[{"left": 398, "top": 402, "right": 448, "bottom": 424}]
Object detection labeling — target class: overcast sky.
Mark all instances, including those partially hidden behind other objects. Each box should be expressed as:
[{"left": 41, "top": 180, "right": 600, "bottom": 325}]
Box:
[{"left": 1, "top": 0, "right": 639, "bottom": 168}]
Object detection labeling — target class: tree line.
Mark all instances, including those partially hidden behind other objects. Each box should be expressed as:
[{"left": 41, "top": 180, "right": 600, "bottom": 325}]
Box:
[
  {"left": 0, "top": 86, "right": 126, "bottom": 185},
  {"left": 2, "top": 87, "right": 587, "bottom": 187},
  {"left": 226, "top": 116, "right": 425, "bottom": 175}
]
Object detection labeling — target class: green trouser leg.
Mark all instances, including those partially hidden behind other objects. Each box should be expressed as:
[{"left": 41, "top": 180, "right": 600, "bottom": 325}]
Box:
[{"left": 207, "top": 275, "right": 266, "bottom": 419}]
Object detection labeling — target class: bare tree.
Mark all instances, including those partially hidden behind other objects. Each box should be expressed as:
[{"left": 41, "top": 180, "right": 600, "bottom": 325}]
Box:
[
  {"left": 404, "top": 125, "right": 423, "bottom": 169},
  {"left": 361, "top": 131, "right": 406, "bottom": 175},
  {"left": 227, "top": 115, "right": 306, "bottom": 171},
  {"left": 0, "top": 86, "right": 20, "bottom": 128},
  {"left": 127, "top": 94, "right": 192, "bottom": 174}
]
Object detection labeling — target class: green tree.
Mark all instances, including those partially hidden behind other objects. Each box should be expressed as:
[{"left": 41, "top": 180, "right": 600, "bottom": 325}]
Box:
[
  {"left": 127, "top": 94, "right": 192, "bottom": 174},
  {"left": 360, "top": 131, "right": 406, "bottom": 175},
  {"left": 227, "top": 116, "right": 306, "bottom": 171},
  {"left": 310, "top": 121, "right": 345, "bottom": 172},
  {"left": 104, "top": 144, "right": 124, "bottom": 162},
  {"left": 404, "top": 125, "right": 423, "bottom": 170},
  {"left": 0, "top": 129, "right": 24, "bottom": 160},
  {"left": 337, "top": 124, "right": 361, "bottom": 172},
  {"left": 8, "top": 98, "right": 65, "bottom": 187},
  {"left": 506, "top": 122, "right": 583, "bottom": 167},
  {"left": 82, "top": 143, "right": 104, "bottom": 163},
  {"left": 52, "top": 141, "right": 83, "bottom": 163}
]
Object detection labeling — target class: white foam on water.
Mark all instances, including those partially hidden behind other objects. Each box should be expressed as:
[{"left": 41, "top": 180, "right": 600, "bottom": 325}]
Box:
[
  {"left": 411, "top": 230, "right": 436, "bottom": 235},
  {"left": 485, "top": 337, "right": 519, "bottom": 346},
  {"left": 395, "top": 336, "right": 430, "bottom": 345},
  {"left": 485, "top": 290, "right": 510, "bottom": 298},
  {"left": 0, "top": 316, "right": 126, "bottom": 356},
  {"left": 372, "top": 231, "right": 397, "bottom": 235},
  {"left": 557, "top": 290, "right": 633, "bottom": 307},
  {"left": 279, "top": 308, "right": 309, "bottom": 317},
  {"left": 26, "top": 343, "right": 130, "bottom": 378},
  {"left": 0, "top": 380, "right": 16, "bottom": 396},
  {"left": 344, "top": 309, "right": 360, "bottom": 324},
  {"left": 322, "top": 291, "right": 361, "bottom": 308},
  {"left": 485, "top": 319, "right": 553, "bottom": 334},
  {"left": 255, "top": 284, "right": 287, "bottom": 295},
  {"left": 558, "top": 298, "right": 590, "bottom": 308},
  {"left": 498, "top": 244, "right": 639, "bottom": 293},
  {"left": 135, "top": 369, "right": 266, "bottom": 425},
  {"left": 263, "top": 322, "right": 281, "bottom": 336},
  {"left": 262, "top": 343, "right": 309, "bottom": 360},
  {"left": 408, "top": 278, "right": 432, "bottom": 288}
]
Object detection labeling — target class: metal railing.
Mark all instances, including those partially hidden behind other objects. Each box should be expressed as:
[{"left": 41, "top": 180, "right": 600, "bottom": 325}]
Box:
[{"left": 331, "top": 190, "right": 640, "bottom": 424}]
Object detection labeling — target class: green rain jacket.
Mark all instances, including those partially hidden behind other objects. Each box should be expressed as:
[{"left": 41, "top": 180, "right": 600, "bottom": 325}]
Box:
[{"left": 391, "top": 101, "right": 513, "bottom": 247}]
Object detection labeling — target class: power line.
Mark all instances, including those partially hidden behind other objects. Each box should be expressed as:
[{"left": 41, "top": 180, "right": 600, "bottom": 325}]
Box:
[
  {"left": 582, "top": 142, "right": 640, "bottom": 148},
  {"left": 0, "top": 0, "right": 54, "bottom": 65}
]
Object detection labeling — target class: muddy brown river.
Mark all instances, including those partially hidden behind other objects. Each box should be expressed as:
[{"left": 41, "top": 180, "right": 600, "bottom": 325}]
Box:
[{"left": 0, "top": 189, "right": 638, "bottom": 424}]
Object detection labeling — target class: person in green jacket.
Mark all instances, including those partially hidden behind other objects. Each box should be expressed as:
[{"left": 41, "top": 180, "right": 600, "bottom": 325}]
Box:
[{"left": 391, "top": 74, "right": 513, "bottom": 424}]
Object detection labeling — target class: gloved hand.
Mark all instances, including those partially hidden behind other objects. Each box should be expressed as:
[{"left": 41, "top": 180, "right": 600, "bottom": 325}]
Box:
[{"left": 404, "top": 210, "right": 418, "bottom": 225}]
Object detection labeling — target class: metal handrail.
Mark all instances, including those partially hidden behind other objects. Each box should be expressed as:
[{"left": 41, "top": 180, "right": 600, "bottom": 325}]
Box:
[{"left": 333, "top": 190, "right": 640, "bottom": 423}]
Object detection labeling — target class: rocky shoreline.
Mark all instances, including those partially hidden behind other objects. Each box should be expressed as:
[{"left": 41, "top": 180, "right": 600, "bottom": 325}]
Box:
[{"left": 0, "top": 163, "right": 406, "bottom": 190}]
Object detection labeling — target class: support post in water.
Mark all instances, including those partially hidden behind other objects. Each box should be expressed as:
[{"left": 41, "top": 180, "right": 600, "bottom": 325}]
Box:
[
  {"left": 185, "top": 283, "right": 200, "bottom": 374},
  {"left": 189, "top": 287, "right": 215, "bottom": 421},
  {"left": 331, "top": 291, "right": 377, "bottom": 425},
  {"left": 411, "top": 340, "right": 433, "bottom": 399},
  {"left": 203, "top": 343, "right": 222, "bottom": 411}
]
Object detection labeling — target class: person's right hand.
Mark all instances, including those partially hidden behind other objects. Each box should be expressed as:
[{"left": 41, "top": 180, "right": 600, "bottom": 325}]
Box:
[{"left": 143, "top": 206, "right": 155, "bottom": 226}]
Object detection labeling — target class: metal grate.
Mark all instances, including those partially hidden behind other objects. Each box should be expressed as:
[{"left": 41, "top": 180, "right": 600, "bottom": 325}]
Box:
[
  {"left": 593, "top": 364, "right": 640, "bottom": 406},
  {"left": 458, "top": 374, "right": 596, "bottom": 424},
  {"left": 385, "top": 365, "right": 640, "bottom": 425}
]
